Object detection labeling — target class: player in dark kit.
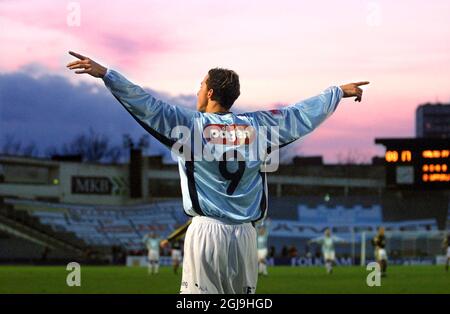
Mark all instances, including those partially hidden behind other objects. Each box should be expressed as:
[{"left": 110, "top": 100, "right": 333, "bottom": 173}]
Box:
[
  {"left": 170, "top": 239, "right": 183, "bottom": 275},
  {"left": 443, "top": 235, "right": 449, "bottom": 272},
  {"left": 372, "top": 227, "right": 387, "bottom": 277},
  {"left": 161, "top": 221, "right": 191, "bottom": 274}
]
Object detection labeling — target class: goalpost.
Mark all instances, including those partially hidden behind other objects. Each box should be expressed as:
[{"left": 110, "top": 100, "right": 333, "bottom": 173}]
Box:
[{"left": 360, "top": 230, "right": 448, "bottom": 265}]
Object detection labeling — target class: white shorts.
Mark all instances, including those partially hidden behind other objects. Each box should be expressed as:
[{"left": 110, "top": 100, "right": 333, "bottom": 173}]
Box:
[
  {"left": 148, "top": 250, "right": 159, "bottom": 262},
  {"left": 376, "top": 248, "right": 388, "bottom": 261},
  {"left": 180, "top": 216, "right": 258, "bottom": 294},
  {"left": 446, "top": 247, "right": 450, "bottom": 258},
  {"left": 258, "top": 248, "right": 268, "bottom": 261},
  {"left": 323, "top": 251, "right": 335, "bottom": 261},
  {"left": 172, "top": 249, "right": 182, "bottom": 262}
]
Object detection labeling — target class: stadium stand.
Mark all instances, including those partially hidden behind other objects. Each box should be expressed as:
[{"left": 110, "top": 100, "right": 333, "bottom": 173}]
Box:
[
  {"left": 3, "top": 198, "right": 188, "bottom": 251},
  {"left": 0, "top": 200, "right": 86, "bottom": 256},
  {"left": 2, "top": 196, "right": 440, "bottom": 260}
]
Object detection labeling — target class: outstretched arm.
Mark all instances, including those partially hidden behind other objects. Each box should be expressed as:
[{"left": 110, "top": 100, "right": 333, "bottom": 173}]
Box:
[
  {"left": 66, "top": 51, "right": 197, "bottom": 148},
  {"left": 332, "top": 235, "right": 347, "bottom": 243},
  {"left": 160, "top": 220, "right": 192, "bottom": 248},
  {"left": 246, "top": 81, "right": 369, "bottom": 148},
  {"left": 308, "top": 236, "right": 324, "bottom": 244}
]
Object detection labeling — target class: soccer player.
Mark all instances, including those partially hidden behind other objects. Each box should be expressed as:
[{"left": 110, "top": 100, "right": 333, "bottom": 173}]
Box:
[
  {"left": 443, "top": 234, "right": 449, "bottom": 272},
  {"left": 309, "top": 228, "right": 345, "bottom": 274},
  {"left": 67, "top": 51, "right": 369, "bottom": 294},
  {"left": 372, "top": 227, "right": 387, "bottom": 277},
  {"left": 161, "top": 221, "right": 191, "bottom": 274},
  {"left": 143, "top": 232, "right": 161, "bottom": 275},
  {"left": 257, "top": 226, "right": 269, "bottom": 276},
  {"left": 170, "top": 239, "right": 183, "bottom": 275}
]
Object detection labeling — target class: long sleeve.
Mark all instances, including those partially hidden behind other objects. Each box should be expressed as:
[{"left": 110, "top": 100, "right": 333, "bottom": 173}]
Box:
[
  {"left": 166, "top": 220, "right": 192, "bottom": 242},
  {"left": 102, "top": 69, "right": 198, "bottom": 148},
  {"left": 332, "top": 236, "right": 346, "bottom": 243},
  {"left": 309, "top": 236, "right": 324, "bottom": 244},
  {"left": 245, "top": 86, "right": 343, "bottom": 148}
]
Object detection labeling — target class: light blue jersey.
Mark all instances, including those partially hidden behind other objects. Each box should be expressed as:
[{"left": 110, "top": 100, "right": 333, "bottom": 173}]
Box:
[
  {"left": 311, "top": 236, "right": 344, "bottom": 254},
  {"left": 257, "top": 232, "right": 269, "bottom": 250},
  {"left": 257, "top": 219, "right": 270, "bottom": 249},
  {"left": 103, "top": 69, "right": 343, "bottom": 224},
  {"left": 143, "top": 235, "right": 160, "bottom": 251}
]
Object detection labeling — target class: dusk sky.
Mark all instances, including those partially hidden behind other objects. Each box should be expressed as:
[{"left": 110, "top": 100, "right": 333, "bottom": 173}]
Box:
[{"left": 1, "top": 0, "right": 450, "bottom": 163}]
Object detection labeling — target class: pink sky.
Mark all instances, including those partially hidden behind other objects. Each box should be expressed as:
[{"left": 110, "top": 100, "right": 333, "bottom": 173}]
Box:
[{"left": 1, "top": 0, "right": 450, "bottom": 162}]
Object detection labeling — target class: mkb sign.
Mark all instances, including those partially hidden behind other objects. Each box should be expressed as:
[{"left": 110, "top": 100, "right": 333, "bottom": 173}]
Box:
[
  {"left": 72, "top": 176, "right": 129, "bottom": 195},
  {"left": 72, "top": 176, "right": 112, "bottom": 194}
]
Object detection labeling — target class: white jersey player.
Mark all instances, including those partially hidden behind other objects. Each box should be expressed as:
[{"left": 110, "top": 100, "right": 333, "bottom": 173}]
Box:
[
  {"left": 143, "top": 233, "right": 161, "bottom": 274},
  {"left": 309, "top": 228, "right": 345, "bottom": 274},
  {"left": 257, "top": 225, "right": 270, "bottom": 276},
  {"left": 67, "top": 50, "right": 369, "bottom": 294}
]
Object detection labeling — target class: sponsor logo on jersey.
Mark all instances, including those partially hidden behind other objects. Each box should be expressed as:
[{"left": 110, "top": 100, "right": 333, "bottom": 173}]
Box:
[
  {"left": 269, "top": 109, "right": 282, "bottom": 116},
  {"left": 204, "top": 124, "right": 255, "bottom": 145}
]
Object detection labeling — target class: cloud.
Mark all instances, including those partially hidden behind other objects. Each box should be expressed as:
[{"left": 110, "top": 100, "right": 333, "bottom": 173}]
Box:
[
  {"left": 0, "top": 1, "right": 179, "bottom": 72},
  {"left": 0, "top": 66, "right": 200, "bottom": 161}
]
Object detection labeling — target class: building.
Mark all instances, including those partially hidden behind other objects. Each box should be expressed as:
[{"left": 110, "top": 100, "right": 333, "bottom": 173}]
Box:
[{"left": 416, "top": 103, "right": 450, "bottom": 138}]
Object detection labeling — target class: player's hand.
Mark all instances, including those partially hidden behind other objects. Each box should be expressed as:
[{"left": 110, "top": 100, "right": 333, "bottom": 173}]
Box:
[
  {"left": 160, "top": 239, "right": 169, "bottom": 248},
  {"left": 339, "top": 81, "right": 370, "bottom": 102},
  {"left": 66, "top": 51, "right": 107, "bottom": 78}
]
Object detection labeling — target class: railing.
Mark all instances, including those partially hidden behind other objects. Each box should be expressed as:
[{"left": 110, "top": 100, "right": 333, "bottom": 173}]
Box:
[{"left": 0, "top": 204, "right": 86, "bottom": 255}]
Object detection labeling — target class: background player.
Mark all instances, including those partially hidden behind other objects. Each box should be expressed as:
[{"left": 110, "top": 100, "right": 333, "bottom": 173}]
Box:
[
  {"left": 309, "top": 228, "right": 345, "bottom": 274},
  {"left": 443, "top": 234, "right": 449, "bottom": 272},
  {"left": 372, "top": 227, "right": 388, "bottom": 277},
  {"left": 161, "top": 221, "right": 191, "bottom": 275},
  {"left": 143, "top": 232, "right": 161, "bottom": 275},
  {"left": 67, "top": 51, "right": 369, "bottom": 294},
  {"left": 170, "top": 239, "right": 183, "bottom": 275},
  {"left": 257, "top": 225, "right": 269, "bottom": 276}
]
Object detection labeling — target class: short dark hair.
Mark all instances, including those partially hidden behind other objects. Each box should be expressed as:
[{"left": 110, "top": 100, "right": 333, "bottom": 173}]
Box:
[{"left": 206, "top": 68, "right": 240, "bottom": 110}]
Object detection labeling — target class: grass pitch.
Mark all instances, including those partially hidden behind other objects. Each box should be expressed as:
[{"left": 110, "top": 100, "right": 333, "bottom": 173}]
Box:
[{"left": 0, "top": 265, "right": 448, "bottom": 294}]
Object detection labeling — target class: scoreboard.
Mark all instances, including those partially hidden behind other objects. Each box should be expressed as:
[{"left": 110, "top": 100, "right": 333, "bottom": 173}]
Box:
[{"left": 375, "top": 138, "right": 450, "bottom": 190}]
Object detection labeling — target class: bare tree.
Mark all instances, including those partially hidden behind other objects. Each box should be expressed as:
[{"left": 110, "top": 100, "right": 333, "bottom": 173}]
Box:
[
  {"left": 1, "top": 134, "right": 39, "bottom": 157},
  {"left": 2, "top": 134, "right": 22, "bottom": 155},
  {"left": 22, "top": 141, "right": 39, "bottom": 157},
  {"left": 45, "top": 128, "right": 128, "bottom": 163},
  {"left": 279, "top": 145, "right": 303, "bottom": 164},
  {"left": 336, "top": 149, "right": 370, "bottom": 165},
  {"left": 1, "top": 131, "right": 125, "bottom": 163},
  {"left": 105, "top": 146, "right": 123, "bottom": 164},
  {"left": 44, "top": 146, "right": 59, "bottom": 158}
]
